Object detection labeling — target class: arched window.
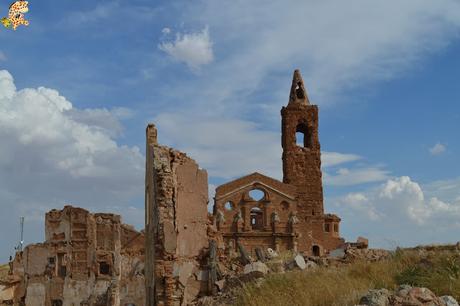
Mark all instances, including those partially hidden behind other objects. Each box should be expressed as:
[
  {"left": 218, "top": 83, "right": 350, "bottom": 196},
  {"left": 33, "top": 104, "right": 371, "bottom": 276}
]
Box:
[
  {"left": 224, "top": 201, "right": 234, "bottom": 211},
  {"left": 312, "top": 245, "right": 320, "bottom": 257},
  {"left": 250, "top": 207, "right": 263, "bottom": 230},
  {"left": 296, "top": 123, "right": 311, "bottom": 148},
  {"left": 295, "top": 82, "right": 305, "bottom": 99},
  {"left": 249, "top": 189, "right": 265, "bottom": 201}
]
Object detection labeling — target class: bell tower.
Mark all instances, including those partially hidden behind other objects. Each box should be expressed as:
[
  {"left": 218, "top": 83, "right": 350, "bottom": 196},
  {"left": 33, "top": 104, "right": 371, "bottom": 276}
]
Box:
[{"left": 281, "top": 69, "right": 324, "bottom": 217}]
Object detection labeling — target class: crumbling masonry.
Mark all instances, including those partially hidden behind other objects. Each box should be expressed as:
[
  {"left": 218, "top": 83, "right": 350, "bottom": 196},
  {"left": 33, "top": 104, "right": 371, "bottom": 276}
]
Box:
[
  {"left": 213, "top": 70, "right": 344, "bottom": 256},
  {"left": 1, "top": 69, "right": 350, "bottom": 306},
  {"left": 1, "top": 206, "right": 145, "bottom": 306},
  {"left": 144, "top": 69, "right": 347, "bottom": 305},
  {"left": 145, "top": 124, "right": 209, "bottom": 306}
]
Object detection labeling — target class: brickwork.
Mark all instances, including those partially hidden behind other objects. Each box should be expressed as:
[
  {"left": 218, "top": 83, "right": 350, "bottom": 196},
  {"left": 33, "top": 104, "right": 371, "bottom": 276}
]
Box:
[
  {"left": 2, "top": 206, "right": 146, "bottom": 306},
  {"left": 214, "top": 70, "right": 344, "bottom": 257},
  {"left": 145, "top": 124, "right": 209, "bottom": 306}
]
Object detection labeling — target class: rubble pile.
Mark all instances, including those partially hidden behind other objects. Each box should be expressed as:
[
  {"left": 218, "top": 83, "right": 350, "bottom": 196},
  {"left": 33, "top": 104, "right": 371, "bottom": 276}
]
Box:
[
  {"left": 345, "top": 248, "right": 392, "bottom": 262},
  {"left": 358, "top": 285, "right": 459, "bottom": 306}
]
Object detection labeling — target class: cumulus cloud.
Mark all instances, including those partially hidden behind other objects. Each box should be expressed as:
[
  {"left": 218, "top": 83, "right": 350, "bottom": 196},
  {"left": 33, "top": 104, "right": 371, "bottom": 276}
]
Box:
[
  {"left": 149, "top": 0, "right": 459, "bottom": 196},
  {"left": 155, "top": 112, "right": 380, "bottom": 183},
  {"left": 154, "top": 0, "right": 460, "bottom": 114},
  {"left": 321, "top": 152, "right": 361, "bottom": 167},
  {"left": 429, "top": 142, "right": 446, "bottom": 155},
  {"left": 331, "top": 176, "right": 460, "bottom": 248},
  {"left": 0, "top": 70, "right": 144, "bottom": 259},
  {"left": 159, "top": 27, "right": 214, "bottom": 71},
  {"left": 323, "top": 166, "right": 390, "bottom": 186}
]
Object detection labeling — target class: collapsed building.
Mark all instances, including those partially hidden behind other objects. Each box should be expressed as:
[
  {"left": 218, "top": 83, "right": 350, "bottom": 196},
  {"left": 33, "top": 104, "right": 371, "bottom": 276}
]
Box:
[
  {"left": 1, "top": 69, "right": 355, "bottom": 306},
  {"left": 1, "top": 206, "right": 145, "bottom": 306},
  {"left": 143, "top": 69, "right": 348, "bottom": 305}
]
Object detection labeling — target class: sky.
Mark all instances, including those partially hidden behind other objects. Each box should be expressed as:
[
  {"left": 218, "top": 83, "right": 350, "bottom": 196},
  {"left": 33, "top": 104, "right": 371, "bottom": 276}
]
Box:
[{"left": 0, "top": 0, "right": 459, "bottom": 260}]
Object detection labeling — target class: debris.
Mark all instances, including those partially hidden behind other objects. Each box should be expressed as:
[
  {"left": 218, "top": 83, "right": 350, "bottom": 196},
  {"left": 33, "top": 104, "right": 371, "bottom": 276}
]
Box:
[
  {"left": 215, "top": 279, "right": 225, "bottom": 291},
  {"left": 207, "top": 240, "right": 218, "bottom": 295},
  {"left": 237, "top": 242, "right": 251, "bottom": 265},
  {"left": 329, "top": 248, "right": 346, "bottom": 259},
  {"left": 359, "top": 289, "right": 391, "bottom": 306},
  {"left": 255, "top": 248, "right": 267, "bottom": 262},
  {"left": 243, "top": 262, "right": 269, "bottom": 278},
  {"left": 266, "top": 248, "right": 279, "bottom": 259}
]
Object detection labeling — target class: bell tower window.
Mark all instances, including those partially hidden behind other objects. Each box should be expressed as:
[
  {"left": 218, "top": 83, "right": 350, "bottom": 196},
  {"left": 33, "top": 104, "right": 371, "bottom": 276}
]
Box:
[
  {"left": 295, "top": 123, "right": 311, "bottom": 148},
  {"left": 295, "top": 82, "right": 305, "bottom": 99}
]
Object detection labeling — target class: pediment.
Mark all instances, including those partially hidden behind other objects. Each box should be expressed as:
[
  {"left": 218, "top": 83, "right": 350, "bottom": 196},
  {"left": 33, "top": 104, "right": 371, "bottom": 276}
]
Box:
[{"left": 215, "top": 172, "right": 296, "bottom": 201}]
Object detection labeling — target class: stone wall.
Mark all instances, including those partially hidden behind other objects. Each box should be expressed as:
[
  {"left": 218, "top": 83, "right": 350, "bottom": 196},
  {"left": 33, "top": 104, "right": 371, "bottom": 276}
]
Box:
[
  {"left": 1, "top": 206, "right": 145, "bottom": 306},
  {"left": 145, "top": 124, "right": 209, "bottom": 306}
]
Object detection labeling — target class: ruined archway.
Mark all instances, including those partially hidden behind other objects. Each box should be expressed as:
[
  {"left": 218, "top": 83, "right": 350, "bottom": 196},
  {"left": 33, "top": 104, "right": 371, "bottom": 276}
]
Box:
[
  {"left": 312, "top": 245, "right": 320, "bottom": 257},
  {"left": 250, "top": 207, "right": 264, "bottom": 230}
]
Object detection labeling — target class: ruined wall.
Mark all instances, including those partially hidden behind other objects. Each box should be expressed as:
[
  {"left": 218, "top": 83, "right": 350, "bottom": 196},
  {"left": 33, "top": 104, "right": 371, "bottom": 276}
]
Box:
[
  {"left": 2, "top": 206, "right": 145, "bottom": 306},
  {"left": 213, "top": 173, "right": 299, "bottom": 256},
  {"left": 145, "top": 124, "right": 209, "bottom": 306}
]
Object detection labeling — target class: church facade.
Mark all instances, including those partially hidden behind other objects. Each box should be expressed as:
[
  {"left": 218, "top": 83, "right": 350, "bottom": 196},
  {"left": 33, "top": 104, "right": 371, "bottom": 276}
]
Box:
[{"left": 213, "top": 70, "right": 344, "bottom": 256}]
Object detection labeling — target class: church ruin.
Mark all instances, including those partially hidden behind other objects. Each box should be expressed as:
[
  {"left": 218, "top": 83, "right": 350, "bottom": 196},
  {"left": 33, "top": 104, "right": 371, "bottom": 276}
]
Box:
[
  {"left": 1, "top": 69, "right": 351, "bottom": 306},
  {"left": 143, "top": 69, "right": 347, "bottom": 305},
  {"left": 213, "top": 69, "right": 344, "bottom": 256}
]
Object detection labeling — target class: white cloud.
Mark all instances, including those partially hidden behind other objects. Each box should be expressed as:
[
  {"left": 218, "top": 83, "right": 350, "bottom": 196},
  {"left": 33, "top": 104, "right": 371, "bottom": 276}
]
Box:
[
  {"left": 155, "top": 112, "right": 281, "bottom": 179},
  {"left": 149, "top": 0, "right": 460, "bottom": 194},
  {"left": 158, "top": 0, "right": 460, "bottom": 113},
  {"left": 429, "top": 142, "right": 446, "bottom": 155},
  {"left": 331, "top": 176, "right": 460, "bottom": 248},
  {"left": 0, "top": 51, "right": 6, "bottom": 61},
  {"left": 0, "top": 70, "right": 144, "bottom": 259},
  {"left": 159, "top": 26, "right": 214, "bottom": 71},
  {"left": 340, "top": 192, "right": 381, "bottom": 221},
  {"left": 155, "top": 112, "right": 378, "bottom": 183},
  {"left": 162, "top": 27, "right": 171, "bottom": 35},
  {"left": 324, "top": 166, "right": 390, "bottom": 186},
  {"left": 322, "top": 152, "right": 361, "bottom": 167}
]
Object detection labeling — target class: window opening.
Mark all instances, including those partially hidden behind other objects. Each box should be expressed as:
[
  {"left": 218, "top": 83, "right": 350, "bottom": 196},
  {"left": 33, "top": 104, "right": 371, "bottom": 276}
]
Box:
[
  {"left": 99, "top": 262, "right": 111, "bottom": 275},
  {"left": 295, "top": 123, "right": 311, "bottom": 148},
  {"left": 224, "top": 202, "right": 233, "bottom": 211},
  {"left": 250, "top": 207, "right": 263, "bottom": 230},
  {"left": 295, "top": 82, "right": 305, "bottom": 99},
  {"left": 249, "top": 189, "right": 265, "bottom": 201}
]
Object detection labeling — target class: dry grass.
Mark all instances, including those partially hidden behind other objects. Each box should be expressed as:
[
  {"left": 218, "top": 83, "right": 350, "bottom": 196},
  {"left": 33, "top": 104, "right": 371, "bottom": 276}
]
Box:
[{"left": 235, "top": 249, "right": 460, "bottom": 306}]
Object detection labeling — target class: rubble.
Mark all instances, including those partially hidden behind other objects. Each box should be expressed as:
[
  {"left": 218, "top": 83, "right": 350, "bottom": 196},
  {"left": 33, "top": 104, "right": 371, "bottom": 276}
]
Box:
[
  {"left": 1, "top": 69, "right": 374, "bottom": 305},
  {"left": 243, "top": 262, "right": 269, "bottom": 277},
  {"left": 1, "top": 206, "right": 145, "bottom": 306},
  {"left": 358, "top": 285, "right": 459, "bottom": 306},
  {"left": 345, "top": 248, "right": 391, "bottom": 262}
]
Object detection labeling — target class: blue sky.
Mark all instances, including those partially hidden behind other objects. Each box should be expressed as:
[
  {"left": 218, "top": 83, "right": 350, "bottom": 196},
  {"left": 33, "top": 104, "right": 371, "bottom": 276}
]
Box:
[{"left": 0, "top": 0, "right": 459, "bottom": 260}]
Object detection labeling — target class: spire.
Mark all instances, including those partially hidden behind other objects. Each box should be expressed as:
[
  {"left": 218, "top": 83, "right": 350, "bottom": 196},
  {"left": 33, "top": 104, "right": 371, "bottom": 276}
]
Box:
[{"left": 289, "top": 69, "right": 310, "bottom": 105}]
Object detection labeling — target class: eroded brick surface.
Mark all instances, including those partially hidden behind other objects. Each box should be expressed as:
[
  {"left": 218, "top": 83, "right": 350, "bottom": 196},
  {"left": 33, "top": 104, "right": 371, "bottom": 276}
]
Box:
[
  {"left": 214, "top": 70, "right": 344, "bottom": 257},
  {"left": 1, "top": 206, "right": 145, "bottom": 306},
  {"left": 145, "top": 125, "right": 209, "bottom": 306}
]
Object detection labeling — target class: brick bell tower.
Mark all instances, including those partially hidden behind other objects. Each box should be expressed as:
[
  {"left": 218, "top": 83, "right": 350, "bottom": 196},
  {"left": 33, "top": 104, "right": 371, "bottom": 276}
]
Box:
[{"left": 281, "top": 69, "right": 325, "bottom": 252}]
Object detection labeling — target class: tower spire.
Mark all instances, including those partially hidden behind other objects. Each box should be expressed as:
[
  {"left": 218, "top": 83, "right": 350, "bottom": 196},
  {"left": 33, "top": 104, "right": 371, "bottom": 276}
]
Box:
[{"left": 289, "top": 69, "right": 310, "bottom": 104}]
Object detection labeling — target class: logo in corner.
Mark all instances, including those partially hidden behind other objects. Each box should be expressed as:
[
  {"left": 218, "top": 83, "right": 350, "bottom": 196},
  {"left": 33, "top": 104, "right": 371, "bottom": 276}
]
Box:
[{"left": 2, "top": 1, "right": 29, "bottom": 30}]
